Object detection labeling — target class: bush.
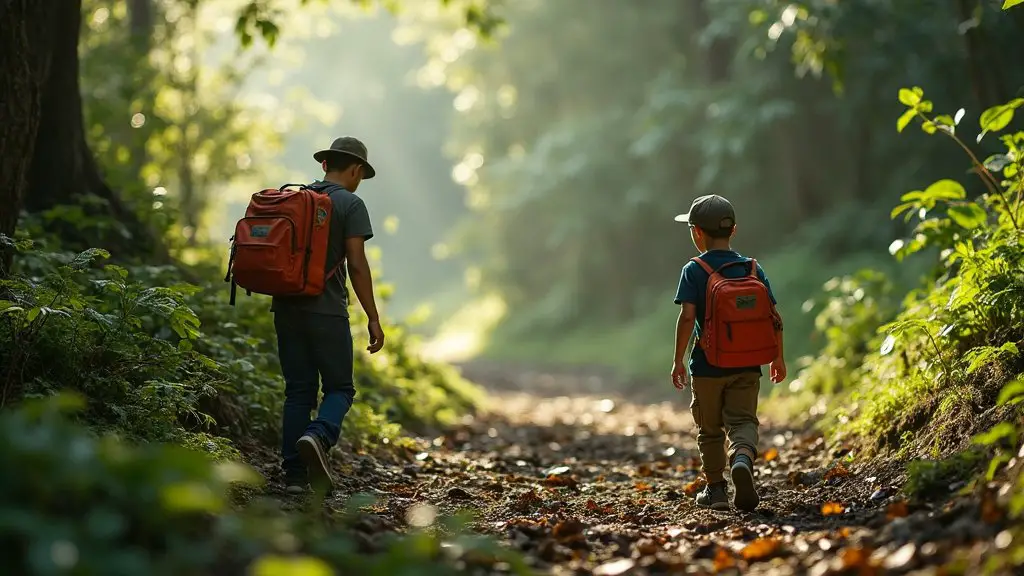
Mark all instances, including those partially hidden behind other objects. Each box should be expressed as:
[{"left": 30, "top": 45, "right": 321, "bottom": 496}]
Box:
[
  {"left": 0, "top": 394, "right": 531, "bottom": 576},
  {"left": 0, "top": 228, "right": 482, "bottom": 458}
]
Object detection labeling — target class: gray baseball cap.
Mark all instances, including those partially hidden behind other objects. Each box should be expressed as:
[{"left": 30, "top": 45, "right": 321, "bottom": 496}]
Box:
[{"left": 674, "top": 194, "right": 736, "bottom": 230}]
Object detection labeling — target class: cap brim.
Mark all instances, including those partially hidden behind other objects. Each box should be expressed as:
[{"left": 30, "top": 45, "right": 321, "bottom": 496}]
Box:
[
  {"left": 673, "top": 213, "right": 690, "bottom": 223},
  {"left": 312, "top": 149, "right": 377, "bottom": 179}
]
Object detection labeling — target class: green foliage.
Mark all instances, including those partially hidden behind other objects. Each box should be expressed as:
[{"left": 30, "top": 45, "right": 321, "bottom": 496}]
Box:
[
  {"left": 0, "top": 394, "right": 530, "bottom": 576},
  {"left": 1, "top": 229, "right": 481, "bottom": 453},
  {"left": 904, "top": 450, "right": 987, "bottom": 500}
]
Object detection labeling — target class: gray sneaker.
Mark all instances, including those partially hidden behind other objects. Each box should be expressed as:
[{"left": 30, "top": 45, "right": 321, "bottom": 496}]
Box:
[
  {"left": 730, "top": 455, "right": 759, "bottom": 512},
  {"left": 695, "top": 481, "right": 730, "bottom": 510},
  {"left": 296, "top": 434, "right": 334, "bottom": 492}
]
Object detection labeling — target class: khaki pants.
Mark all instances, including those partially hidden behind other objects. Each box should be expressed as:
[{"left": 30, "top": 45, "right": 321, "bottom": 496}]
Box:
[{"left": 690, "top": 372, "right": 761, "bottom": 482}]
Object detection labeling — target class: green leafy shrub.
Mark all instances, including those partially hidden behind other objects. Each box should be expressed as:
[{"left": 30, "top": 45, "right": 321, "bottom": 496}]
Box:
[
  {"left": 0, "top": 394, "right": 530, "bottom": 576},
  {"left": 0, "top": 228, "right": 482, "bottom": 457}
]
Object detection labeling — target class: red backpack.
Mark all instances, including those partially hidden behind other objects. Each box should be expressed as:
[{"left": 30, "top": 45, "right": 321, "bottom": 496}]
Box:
[
  {"left": 224, "top": 183, "right": 338, "bottom": 305},
  {"left": 692, "top": 256, "right": 780, "bottom": 368}
]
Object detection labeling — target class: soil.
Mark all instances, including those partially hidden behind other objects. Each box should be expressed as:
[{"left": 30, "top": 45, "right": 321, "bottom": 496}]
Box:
[{"left": 249, "top": 363, "right": 1021, "bottom": 575}]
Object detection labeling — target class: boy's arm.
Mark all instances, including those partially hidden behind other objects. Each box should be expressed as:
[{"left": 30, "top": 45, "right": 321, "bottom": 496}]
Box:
[
  {"left": 671, "top": 264, "right": 699, "bottom": 387},
  {"left": 343, "top": 196, "right": 384, "bottom": 353},
  {"left": 674, "top": 303, "right": 697, "bottom": 365},
  {"left": 757, "top": 263, "right": 787, "bottom": 381}
]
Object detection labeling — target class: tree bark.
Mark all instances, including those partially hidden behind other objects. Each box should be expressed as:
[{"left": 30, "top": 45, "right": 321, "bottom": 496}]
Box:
[
  {"left": 22, "top": 0, "right": 164, "bottom": 261},
  {"left": 0, "top": 0, "right": 57, "bottom": 275}
]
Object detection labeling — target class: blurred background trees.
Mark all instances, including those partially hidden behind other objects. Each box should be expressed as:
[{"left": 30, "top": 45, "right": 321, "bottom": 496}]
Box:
[{"left": 5, "top": 0, "right": 1023, "bottom": 379}]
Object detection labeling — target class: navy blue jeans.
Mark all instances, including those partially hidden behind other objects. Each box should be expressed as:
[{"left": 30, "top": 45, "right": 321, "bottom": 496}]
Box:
[{"left": 273, "top": 312, "right": 356, "bottom": 481}]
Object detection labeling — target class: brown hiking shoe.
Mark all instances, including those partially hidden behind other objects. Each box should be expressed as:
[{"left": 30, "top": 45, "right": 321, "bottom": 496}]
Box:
[{"left": 296, "top": 434, "right": 334, "bottom": 492}]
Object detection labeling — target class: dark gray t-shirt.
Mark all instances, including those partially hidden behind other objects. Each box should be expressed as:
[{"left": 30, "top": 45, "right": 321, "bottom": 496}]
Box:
[{"left": 270, "top": 180, "right": 374, "bottom": 317}]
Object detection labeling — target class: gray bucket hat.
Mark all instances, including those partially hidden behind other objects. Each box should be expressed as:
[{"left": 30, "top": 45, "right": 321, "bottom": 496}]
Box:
[{"left": 313, "top": 136, "right": 376, "bottom": 179}]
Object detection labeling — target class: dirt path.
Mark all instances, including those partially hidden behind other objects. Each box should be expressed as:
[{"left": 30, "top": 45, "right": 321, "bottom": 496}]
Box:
[{"left": 261, "top": 366, "right": 1014, "bottom": 575}]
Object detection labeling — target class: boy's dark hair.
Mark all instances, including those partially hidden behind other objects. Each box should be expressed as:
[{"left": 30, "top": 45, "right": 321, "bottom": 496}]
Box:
[
  {"left": 324, "top": 155, "right": 360, "bottom": 173},
  {"left": 697, "top": 224, "right": 735, "bottom": 239}
]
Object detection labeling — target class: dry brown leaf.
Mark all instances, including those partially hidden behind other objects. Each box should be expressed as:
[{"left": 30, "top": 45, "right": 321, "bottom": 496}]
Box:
[
  {"left": 981, "top": 489, "right": 1004, "bottom": 524},
  {"left": 634, "top": 481, "right": 652, "bottom": 492},
  {"left": 886, "top": 500, "right": 909, "bottom": 520},
  {"left": 683, "top": 477, "right": 707, "bottom": 496},
  {"left": 637, "top": 464, "right": 654, "bottom": 477},
  {"left": 824, "top": 462, "right": 851, "bottom": 481},
  {"left": 594, "top": 474, "right": 606, "bottom": 483},
  {"left": 763, "top": 447, "right": 779, "bottom": 462},
  {"left": 543, "top": 474, "right": 579, "bottom": 488},
  {"left": 837, "top": 526, "right": 852, "bottom": 539},
  {"left": 740, "top": 537, "right": 782, "bottom": 561},
  {"left": 713, "top": 547, "right": 735, "bottom": 571},
  {"left": 552, "top": 519, "right": 586, "bottom": 543},
  {"left": 840, "top": 546, "right": 878, "bottom": 574},
  {"left": 821, "top": 501, "right": 845, "bottom": 516}
]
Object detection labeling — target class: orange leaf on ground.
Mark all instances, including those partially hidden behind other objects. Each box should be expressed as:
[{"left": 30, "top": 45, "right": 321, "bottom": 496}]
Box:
[
  {"left": 824, "top": 462, "right": 851, "bottom": 481},
  {"left": 544, "top": 474, "right": 579, "bottom": 488},
  {"left": 683, "top": 477, "right": 707, "bottom": 496},
  {"left": 886, "top": 500, "right": 909, "bottom": 520},
  {"left": 821, "top": 501, "right": 845, "bottom": 516},
  {"left": 840, "top": 546, "right": 878, "bottom": 573},
  {"left": 634, "top": 481, "right": 652, "bottom": 492},
  {"left": 713, "top": 547, "right": 735, "bottom": 571},
  {"left": 741, "top": 537, "right": 782, "bottom": 561},
  {"left": 763, "top": 447, "right": 779, "bottom": 462},
  {"left": 981, "top": 489, "right": 1004, "bottom": 524}
]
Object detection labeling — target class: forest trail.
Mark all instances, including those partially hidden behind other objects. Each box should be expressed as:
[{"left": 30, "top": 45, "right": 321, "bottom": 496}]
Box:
[{"left": 257, "top": 365, "right": 1010, "bottom": 575}]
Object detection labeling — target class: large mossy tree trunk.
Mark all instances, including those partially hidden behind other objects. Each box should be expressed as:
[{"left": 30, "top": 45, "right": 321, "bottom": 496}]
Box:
[{"left": 0, "top": 0, "right": 163, "bottom": 276}]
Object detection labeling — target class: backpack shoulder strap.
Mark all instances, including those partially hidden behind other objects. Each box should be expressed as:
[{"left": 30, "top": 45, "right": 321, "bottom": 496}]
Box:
[
  {"left": 690, "top": 256, "right": 714, "bottom": 274},
  {"left": 748, "top": 258, "right": 758, "bottom": 278}
]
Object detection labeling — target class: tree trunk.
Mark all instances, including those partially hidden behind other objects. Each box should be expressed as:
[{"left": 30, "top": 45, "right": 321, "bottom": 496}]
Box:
[
  {"left": 0, "top": 0, "right": 57, "bottom": 275},
  {"left": 0, "top": 0, "right": 165, "bottom": 274}
]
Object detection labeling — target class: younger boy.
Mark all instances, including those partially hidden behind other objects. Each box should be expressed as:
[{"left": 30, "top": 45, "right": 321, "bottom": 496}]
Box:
[{"left": 670, "top": 194, "right": 786, "bottom": 512}]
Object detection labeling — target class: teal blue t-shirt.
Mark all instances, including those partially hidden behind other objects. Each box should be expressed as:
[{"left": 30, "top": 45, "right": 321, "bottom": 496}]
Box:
[{"left": 673, "top": 249, "right": 777, "bottom": 377}]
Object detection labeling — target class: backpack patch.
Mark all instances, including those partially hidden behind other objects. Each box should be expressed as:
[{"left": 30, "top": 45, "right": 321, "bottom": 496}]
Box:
[
  {"left": 315, "top": 206, "right": 329, "bottom": 226},
  {"left": 735, "top": 294, "right": 757, "bottom": 309},
  {"left": 250, "top": 225, "right": 271, "bottom": 238}
]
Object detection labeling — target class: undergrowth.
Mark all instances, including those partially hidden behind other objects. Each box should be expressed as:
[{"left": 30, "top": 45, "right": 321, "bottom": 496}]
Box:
[
  {"left": 785, "top": 90, "right": 1024, "bottom": 572},
  {"left": 0, "top": 393, "right": 530, "bottom": 576},
  {"left": 0, "top": 225, "right": 482, "bottom": 453}
]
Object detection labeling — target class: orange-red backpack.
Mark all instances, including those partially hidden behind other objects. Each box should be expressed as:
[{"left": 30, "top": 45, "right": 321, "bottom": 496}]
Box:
[
  {"left": 224, "top": 183, "right": 338, "bottom": 305},
  {"left": 692, "top": 256, "right": 780, "bottom": 368}
]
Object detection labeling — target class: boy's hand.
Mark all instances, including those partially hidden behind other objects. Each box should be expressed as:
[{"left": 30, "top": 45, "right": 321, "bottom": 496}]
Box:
[
  {"left": 671, "top": 361, "right": 689, "bottom": 389},
  {"left": 770, "top": 358, "right": 787, "bottom": 383},
  {"left": 367, "top": 320, "right": 385, "bottom": 353}
]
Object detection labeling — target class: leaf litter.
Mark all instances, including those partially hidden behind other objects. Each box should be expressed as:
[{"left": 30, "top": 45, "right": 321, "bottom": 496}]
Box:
[{"left": 251, "top": 367, "right": 1018, "bottom": 575}]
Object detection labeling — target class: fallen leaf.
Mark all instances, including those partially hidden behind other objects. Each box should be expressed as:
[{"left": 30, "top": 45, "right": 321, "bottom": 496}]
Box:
[
  {"left": 713, "top": 547, "right": 735, "bottom": 571},
  {"left": 683, "top": 477, "right": 707, "bottom": 496},
  {"left": 637, "top": 464, "right": 654, "bottom": 477},
  {"left": 886, "top": 500, "right": 909, "bottom": 520},
  {"left": 821, "top": 501, "right": 845, "bottom": 516},
  {"left": 981, "top": 489, "right": 1004, "bottom": 524},
  {"left": 840, "top": 546, "right": 876, "bottom": 571},
  {"left": 552, "top": 519, "right": 587, "bottom": 543},
  {"left": 763, "top": 447, "right": 779, "bottom": 462},
  {"left": 544, "top": 474, "right": 579, "bottom": 488},
  {"left": 824, "top": 462, "right": 851, "bottom": 482},
  {"left": 634, "top": 481, "right": 652, "bottom": 492},
  {"left": 741, "top": 537, "right": 782, "bottom": 561}
]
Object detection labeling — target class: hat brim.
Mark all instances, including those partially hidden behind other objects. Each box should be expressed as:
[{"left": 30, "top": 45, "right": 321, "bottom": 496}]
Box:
[
  {"left": 312, "top": 149, "right": 376, "bottom": 179},
  {"left": 673, "top": 213, "right": 691, "bottom": 223}
]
